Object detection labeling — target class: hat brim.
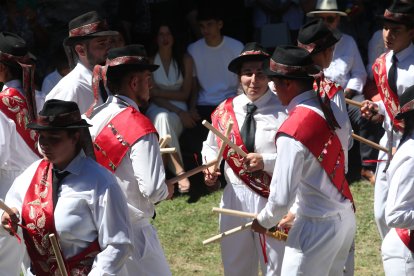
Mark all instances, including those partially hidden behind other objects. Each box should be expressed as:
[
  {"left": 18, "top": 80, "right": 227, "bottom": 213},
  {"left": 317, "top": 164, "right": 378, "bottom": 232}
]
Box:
[
  {"left": 375, "top": 15, "right": 413, "bottom": 25},
  {"left": 307, "top": 10, "right": 348, "bottom": 17},
  {"left": 64, "top": 30, "right": 120, "bottom": 46},
  {"left": 263, "top": 63, "right": 320, "bottom": 79},
  {"left": 228, "top": 55, "right": 269, "bottom": 74},
  {"left": 27, "top": 119, "right": 92, "bottom": 130}
]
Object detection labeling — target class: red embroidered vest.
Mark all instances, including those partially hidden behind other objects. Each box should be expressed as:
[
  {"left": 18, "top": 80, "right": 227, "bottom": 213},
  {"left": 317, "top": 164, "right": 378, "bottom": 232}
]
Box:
[
  {"left": 372, "top": 53, "right": 404, "bottom": 132},
  {"left": 94, "top": 107, "right": 157, "bottom": 172},
  {"left": 313, "top": 77, "right": 343, "bottom": 100},
  {"left": 0, "top": 88, "right": 40, "bottom": 156},
  {"left": 22, "top": 160, "right": 100, "bottom": 275},
  {"left": 211, "top": 98, "right": 272, "bottom": 198},
  {"left": 277, "top": 106, "right": 354, "bottom": 205}
]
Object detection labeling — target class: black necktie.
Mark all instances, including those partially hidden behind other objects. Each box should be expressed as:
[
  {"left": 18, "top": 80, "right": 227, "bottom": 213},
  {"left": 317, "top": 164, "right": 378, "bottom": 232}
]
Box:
[
  {"left": 240, "top": 103, "right": 257, "bottom": 153},
  {"left": 52, "top": 169, "right": 70, "bottom": 209},
  {"left": 388, "top": 54, "right": 398, "bottom": 95}
]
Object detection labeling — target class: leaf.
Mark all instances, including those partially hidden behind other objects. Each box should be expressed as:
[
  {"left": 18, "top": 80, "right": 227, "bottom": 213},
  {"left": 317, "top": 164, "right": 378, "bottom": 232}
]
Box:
[{"left": 37, "top": 212, "right": 46, "bottom": 228}]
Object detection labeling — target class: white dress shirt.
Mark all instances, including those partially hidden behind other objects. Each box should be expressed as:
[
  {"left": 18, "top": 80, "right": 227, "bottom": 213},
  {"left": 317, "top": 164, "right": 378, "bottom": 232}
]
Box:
[
  {"left": 202, "top": 90, "right": 288, "bottom": 182},
  {"left": 257, "top": 90, "right": 353, "bottom": 229},
  {"left": 324, "top": 33, "right": 367, "bottom": 93},
  {"left": 385, "top": 132, "right": 414, "bottom": 228},
  {"left": 41, "top": 69, "right": 63, "bottom": 96},
  {"left": 0, "top": 80, "right": 39, "bottom": 196},
  {"left": 46, "top": 62, "right": 103, "bottom": 114},
  {"left": 5, "top": 151, "right": 132, "bottom": 275},
  {"left": 88, "top": 95, "right": 168, "bottom": 223}
]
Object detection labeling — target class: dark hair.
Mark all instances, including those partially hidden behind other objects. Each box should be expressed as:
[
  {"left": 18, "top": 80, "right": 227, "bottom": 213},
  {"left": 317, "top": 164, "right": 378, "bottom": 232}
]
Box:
[
  {"left": 196, "top": 5, "right": 223, "bottom": 21},
  {"left": 106, "top": 65, "right": 143, "bottom": 92},
  {"left": 401, "top": 110, "right": 414, "bottom": 143},
  {"left": 149, "top": 21, "right": 185, "bottom": 76},
  {"left": 0, "top": 61, "right": 23, "bottom": 80}
]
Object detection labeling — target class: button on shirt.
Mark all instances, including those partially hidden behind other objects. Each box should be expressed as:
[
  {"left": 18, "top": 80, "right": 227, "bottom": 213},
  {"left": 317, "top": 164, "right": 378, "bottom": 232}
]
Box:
[
  {"left": 202, "top": 90, "right": 288, "bottom": 185},
  {"left": 324, "top": 34, "right": 367, "bottom": 94},
  {"left": 88, "top": 95, "right": 169, "bottom": 223},
  {"left": 257, "top": 90, "right": 353, "bottom": 229}
]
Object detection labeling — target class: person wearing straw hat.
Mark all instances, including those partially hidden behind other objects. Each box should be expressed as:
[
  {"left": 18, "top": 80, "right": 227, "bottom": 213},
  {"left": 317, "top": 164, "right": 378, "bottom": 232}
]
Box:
[
  {"left": 382, "top": 85, "right": 414, "bottom": 276},
  {"left": 1, "top": 99, "right": 133, "bottom": 275},
  {"left": 251, "top": 45, "right": 356, "bottom": 276},
  {"left": 202, "top": 42, "right": 287, "bottom": 276},
  {"left": 0, "top": 31, "right": 41, "bottom": 276},
  {"left": 87, "top": 44, "right": 173, "bottom": 275},
  {"left": 361, "top": 0, "right": 414, "bottom": 241},
  {"left": 307, "top": 0, "right": 384, "bottom": 186},
  {"left": 46, "top": 11, "right": 119, "bottom": 115}
]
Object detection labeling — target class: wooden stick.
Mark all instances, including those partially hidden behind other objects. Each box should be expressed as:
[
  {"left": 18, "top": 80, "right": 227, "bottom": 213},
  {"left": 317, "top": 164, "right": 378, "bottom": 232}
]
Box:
[
  {"left": 212, "top": 207, "right": 256, "bottom": 219},
  {"left": 202, "top": 120, "right": 247, "bottom": 158},
  {"left": 203, "top": 222, "right": 253, "bottom": 245},
  {"left": 345, "top": 98, "right": 363, "bottom": 108},
  {"left": 0, "top": 200, "right": 14, "bottom": 216},
  {"left": 352, "top": 133, "right": 388, "bottom": 154},
  {"left": 160, "top": 147, "right": 176, "bottom": 154},
  {"left": 213, "top": 120, "right": 234, "bottom": 171},
  {"left": 166, "top": 158, "right": 218, "bottom": 185},
  {"left": 159, "top": 135, "right": 171, "bottom": 148},
  {"left": 49, "top": 234, "right": 69, "bottom": 276}
]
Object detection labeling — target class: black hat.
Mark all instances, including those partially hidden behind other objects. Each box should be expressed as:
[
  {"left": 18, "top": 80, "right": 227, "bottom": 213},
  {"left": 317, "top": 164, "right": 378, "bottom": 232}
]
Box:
[
  {"left": 263, "top": 45, "right": 320, "bottom": 79},
  {"left": 64, "top": 11, "right": 119, "bottom": 46},
  {"left": 106, "top": 44, "right": 159, "bottom": 72},
  {"left": 307, "top": 0, "right": 347, "bottom": 17},
  {"left": 0, "top": 32, "right": 33, "bottom": 67},
  {"left": 396, "top": 85, "right": 414, "bottom": 119},
  {"left": 27, "top": 99, "right": 92, "bottom": 130},
  {"left": 297, "top": 19, "right": 341, "bottom": 55},
  {"left": 377, "top": 0, "right": 414, "bottom": 26},
  {"left": 228, "top": 42, "right": 270, "bottom": 74}
]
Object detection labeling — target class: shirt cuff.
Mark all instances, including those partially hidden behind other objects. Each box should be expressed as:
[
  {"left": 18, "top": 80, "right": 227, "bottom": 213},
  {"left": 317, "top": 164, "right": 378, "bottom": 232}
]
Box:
[
  {"left": 262, "top": 153, "right": 276, "bottom": 174},
  {"left": 257, "top": 201, "right": 287, "bottom": 229}
]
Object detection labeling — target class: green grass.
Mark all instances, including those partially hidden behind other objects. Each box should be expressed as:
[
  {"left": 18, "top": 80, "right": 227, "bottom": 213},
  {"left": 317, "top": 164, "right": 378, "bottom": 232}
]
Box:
[{"left": 154, "top": 180, "right": 384, "bottom": 275}]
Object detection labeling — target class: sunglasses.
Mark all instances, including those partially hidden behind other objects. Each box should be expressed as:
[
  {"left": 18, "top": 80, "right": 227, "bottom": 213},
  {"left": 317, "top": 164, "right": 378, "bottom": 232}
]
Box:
[{"left": 317, "top": 15, "right": 337, "bottom": 24}]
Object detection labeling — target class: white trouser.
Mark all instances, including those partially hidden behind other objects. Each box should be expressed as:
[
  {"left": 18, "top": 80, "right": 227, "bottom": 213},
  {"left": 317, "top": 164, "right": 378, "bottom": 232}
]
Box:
[
  {"left": 382, "top": 228, "right": 414, "bottom": 276},
  {"left": 124, "top": 219, "right": 171, "bottom": 276},
  {"left": 281, "top": 207, "right": 356, "bottom": 276},
  {"left": 0, "top": 169, "right": 27, "bottom": 276},
  {"left": 374, "top": 150, "right": 391, "bottom": 239},
  {"left": 220, "top": 183, "right": 285, "bottom": 276}
]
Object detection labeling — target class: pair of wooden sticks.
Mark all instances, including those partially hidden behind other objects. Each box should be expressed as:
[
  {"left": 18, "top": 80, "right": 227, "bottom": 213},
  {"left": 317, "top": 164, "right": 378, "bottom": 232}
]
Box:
[
  {"left": 0, "top": 200, "right": 68, "bottom": 276},
  {"left": 203, "top": 207, "right": 288, "bottom": 245}
]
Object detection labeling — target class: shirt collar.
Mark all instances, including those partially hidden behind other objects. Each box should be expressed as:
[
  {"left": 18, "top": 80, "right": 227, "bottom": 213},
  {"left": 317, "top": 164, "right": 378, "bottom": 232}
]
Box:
[
  {"left": 3, "top": 79, "right": 23, "bottom": 94},
  {"left": 240, "top": 89, "right": 273, "bottom": 111},
  {"left": 110, "top": 95, "right": 140, "bottom": 111},
  {"left": 393, "top": 43, "right": 414, "bottom": 62},
  {"left": 56, "top": 150, "right": 86, "bottom": 176},
  {"left": 286, "top": 90, "right": 316, "bottom": 113}
]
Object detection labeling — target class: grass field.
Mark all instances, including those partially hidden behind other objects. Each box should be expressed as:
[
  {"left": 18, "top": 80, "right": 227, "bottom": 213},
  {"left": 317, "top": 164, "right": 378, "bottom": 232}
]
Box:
[{"left": 153, "top": 180, "right": 384, "bottom": 276}]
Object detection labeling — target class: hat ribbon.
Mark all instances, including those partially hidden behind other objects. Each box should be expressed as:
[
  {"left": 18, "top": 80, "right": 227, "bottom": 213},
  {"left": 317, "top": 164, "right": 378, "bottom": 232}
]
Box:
[
  {"left": 69, "top": 20, "right": 109, "bottom": 37},
  {"left": 37, "top": 110, "right": 82, "bottom": 127}
]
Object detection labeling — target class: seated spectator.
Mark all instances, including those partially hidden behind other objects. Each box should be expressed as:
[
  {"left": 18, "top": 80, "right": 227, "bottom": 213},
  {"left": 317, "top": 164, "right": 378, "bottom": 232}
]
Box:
[
  {"left": 146, "top": 22, "right": 196, "bottom": 193},
  {"left": 180, "top": 6, "right": 243, "bottom": 201}
]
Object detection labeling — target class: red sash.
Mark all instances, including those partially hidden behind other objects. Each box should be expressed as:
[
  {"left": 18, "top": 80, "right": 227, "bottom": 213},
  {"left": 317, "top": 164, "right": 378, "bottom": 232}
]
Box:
[
  {"left": 277, "top": 107, "right": 354, "bottom": 205},
  {"left": 396, "top": 229, "right": 414, "bottom": 253},
  {"left": 22, "top": 160, "right": 101, "bottom": 275},
  {"left": 0, "top": 88, "right": 40, "bottom": 156},
  {"left": 372, "top": 53, "right": 404, "bottom": 132},
  {"left": 94, "top": 106, "right": 157, "bottom": 172},
  {"left": 211, "top": 98, "right": 271, "bottom": 198},
  {"left": 313, "top": 77, "right": 343, "bottom": 100}
]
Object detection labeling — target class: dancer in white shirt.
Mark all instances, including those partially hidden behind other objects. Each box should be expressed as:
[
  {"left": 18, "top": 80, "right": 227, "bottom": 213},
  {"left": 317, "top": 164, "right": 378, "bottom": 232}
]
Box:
[
  {"left": 203, "top": 42, "right": 287, "bottom": 275},
  {"left": 1, "top": 99, "right": 132, "bottom": 275},
  {"left": 252, "top": 45, "right": 355, "bottom": 276},
  {"left": 88, "top": 44, "right": 173, "bottom": 275}
]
